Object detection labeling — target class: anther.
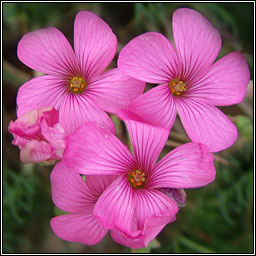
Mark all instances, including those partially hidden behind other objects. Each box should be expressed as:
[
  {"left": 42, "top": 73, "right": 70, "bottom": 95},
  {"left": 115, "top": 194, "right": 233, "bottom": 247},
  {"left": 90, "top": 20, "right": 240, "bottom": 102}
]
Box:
[
  {"left": 128, "top": 170, "right": 146, "bottom": 189},
  {"left": 169, "top": 79, "right": 186, "bottom": 96},
  {"left": 69, "top": 76, "right": 87, "bottom": 94}
]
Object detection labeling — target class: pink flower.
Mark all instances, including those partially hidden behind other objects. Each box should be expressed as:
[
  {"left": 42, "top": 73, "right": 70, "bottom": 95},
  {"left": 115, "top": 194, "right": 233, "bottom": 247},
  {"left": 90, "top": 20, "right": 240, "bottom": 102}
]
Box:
[
  {"left": 8, "top": 107, "right": 66, "bottom": 164},
  {"left": 50, "top": 162, "right": 176, "bottom": 248},
  {"left": 17, "top": 11, "right": 145, "bottom": 134},
  {"left": 62, "top": 119, "right": 216, "bottom": 246},
  {"left": 117, "top": 8, "right": 250, "bottom": 152}
]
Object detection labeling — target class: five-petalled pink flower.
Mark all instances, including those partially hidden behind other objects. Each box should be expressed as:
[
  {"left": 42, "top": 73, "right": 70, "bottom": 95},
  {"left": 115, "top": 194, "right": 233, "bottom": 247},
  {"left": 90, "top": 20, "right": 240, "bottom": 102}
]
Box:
[
  {"left": 62, "top": 118, "right": 216, "bottom": 247},
  {"left": 117, "top": 8, "right": 250, "bottom": 152},
  {"left": 50, "top": 162, "right": 177, "bottom": 248},
  {"left": 17, "top": 11, "right": 145, "bottom": 134}
]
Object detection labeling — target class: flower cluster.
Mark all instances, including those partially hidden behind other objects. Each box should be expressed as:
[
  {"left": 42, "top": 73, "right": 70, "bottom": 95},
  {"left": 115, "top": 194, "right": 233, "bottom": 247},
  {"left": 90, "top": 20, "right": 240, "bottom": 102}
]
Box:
[{"left": 9, "top": 8, "right": 249, "bottom": 249}]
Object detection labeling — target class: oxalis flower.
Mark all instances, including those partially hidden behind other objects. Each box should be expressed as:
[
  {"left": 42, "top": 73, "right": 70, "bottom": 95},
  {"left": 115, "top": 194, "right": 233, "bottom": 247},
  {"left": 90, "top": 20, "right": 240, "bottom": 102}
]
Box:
[
  {"left": 117, "top": 8, "right": 250, "bottom": 152},
  {"left": 8, "top": 107, "right": 66, "bottom": 165},
  {"left": 17, "top": 11, "right": 145, "bottom": 134},
  {"left": 50, "top": 162, "right": 176, "bottom": 248},
  {"left": 62, "top": 118, "right": 216, "bottom": 247}
]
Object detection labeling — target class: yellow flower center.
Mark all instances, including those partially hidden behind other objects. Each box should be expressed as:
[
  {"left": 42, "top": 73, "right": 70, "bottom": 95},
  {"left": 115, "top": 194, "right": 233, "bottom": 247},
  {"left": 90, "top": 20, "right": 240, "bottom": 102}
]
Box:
[
  {"left": 128, "top": 170, "right": 146, "bottom": 189},
  {"left": 169, "top": 79, "right": 186, "bottom": 96},
  {"left": 69, "top": 76, "right": 87, "bottom": 94}
]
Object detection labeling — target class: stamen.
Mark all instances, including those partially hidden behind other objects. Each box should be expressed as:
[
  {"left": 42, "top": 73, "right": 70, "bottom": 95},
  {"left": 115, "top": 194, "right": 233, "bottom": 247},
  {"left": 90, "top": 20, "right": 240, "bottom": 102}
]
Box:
[
  {"left": 128, "top": 170, "right": 146, "bottom": 189},
  {"left": 169, "top": 79, "right": 186, "bottom": 96},
  {"left": 69, "top": 76, "right": 87, "bottom": 94}
]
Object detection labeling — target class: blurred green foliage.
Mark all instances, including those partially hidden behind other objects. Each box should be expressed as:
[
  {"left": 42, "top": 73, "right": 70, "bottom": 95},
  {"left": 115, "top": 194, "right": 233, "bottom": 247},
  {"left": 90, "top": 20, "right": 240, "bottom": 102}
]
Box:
[
  {"left": 2, "top": 2, "right": 253, "bottom": 253},
  {"left": 3, "top": 166, "right": 35, "bottom": 253},
  {"left": 3, "top": 164, "right": 53, "bottom": 253}
]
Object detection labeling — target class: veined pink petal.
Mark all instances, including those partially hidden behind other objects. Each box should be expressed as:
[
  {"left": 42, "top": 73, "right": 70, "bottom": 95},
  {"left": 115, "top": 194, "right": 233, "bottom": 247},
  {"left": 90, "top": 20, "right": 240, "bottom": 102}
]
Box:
[
  {"left": 148, "top": 143, "right": 216, "bottom": 188},
  {"left": 135, "top": 189, "right": 178, "bottom": 230},
  {"left": 93, "top": 175, "right": 136, "bottom": 235},
  {"left": 17, "top": 75, "right": 116, "bottom": 135},
  {"left": 86, "top": 175, "right": 119, "bottom": 197},
  {"left": 86, "top": 68, "right": 146, "bottom": 113},
  {"left": 176, "top": 99, "right": 238, "bottom": 152},
  {"left": 17, "top": 27, "right": 78, "bottom": 76},
  {"left": 63, "top": 122, "right": 136, "bottom": 175},
  {"left": 74, "top": 11, "right": 117, "bottom": 83},
  {"left": 172, "top": 8, "right": 221, "bottom": 83},
  {"left": 118, "top": 32, "right": 179, "bottom": 83},
  {"left": 58, "top": 93, "right": 115, "bottom": 134},
  {"left": 17, "top": 75, "right": 67, "bottom": 118},
  {"left": 50, "top": 162, "right": 96, "bottom": 214},
  {"left": 50, "top": 213, "right": 108, "bottom": 245},
  {"left": 20, "top": 140, "right": 54, "bottom": 163},
  {"left": 111, "top": 215, "right": 176, "bottom": 249},
  {"left": 110, "top": 229, "right": 146, "bottom": 249},
  {"left": 188, "top": 52, "right": 250, "bottom": 106},
  {"left": 118, "top": 84, "right": 177, "bottom": 130},
  {"left": 123, "top": 119, "right": 169, "bottom": 173}
]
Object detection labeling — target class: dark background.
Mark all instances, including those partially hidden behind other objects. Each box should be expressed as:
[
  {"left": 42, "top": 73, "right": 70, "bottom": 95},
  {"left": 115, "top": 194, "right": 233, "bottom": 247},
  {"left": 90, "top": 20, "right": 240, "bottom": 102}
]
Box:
[{"left": 2, "top": 2, "right": 254, "bottom": 253}]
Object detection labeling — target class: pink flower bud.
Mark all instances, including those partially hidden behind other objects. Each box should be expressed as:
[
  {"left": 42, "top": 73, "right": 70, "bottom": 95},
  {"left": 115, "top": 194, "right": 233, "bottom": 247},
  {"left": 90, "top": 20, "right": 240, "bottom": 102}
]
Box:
[{"left": 9, "top": 107, "right": 66, "bottom": 165}]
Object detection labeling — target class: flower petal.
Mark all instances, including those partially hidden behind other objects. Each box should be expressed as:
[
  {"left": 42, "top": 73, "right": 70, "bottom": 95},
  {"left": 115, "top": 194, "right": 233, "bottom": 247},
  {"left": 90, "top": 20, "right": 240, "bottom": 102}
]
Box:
[
  {"left": 17, "top": 75, "right": 67, "bottom": 118},
  {"left": 118, "top": 32, "right": 179, "bottom": 83},
  {"left": 39, "top": 107, "right": 59, "bottom": 126},
  {"left": 50, "top": 162, "right": 96, "bottom": 214},
  {"left": 63, "top": 122, "right": 136, "bottom": 175},
  {"left": 93, "top": 176, "right": 136, "bottom": 235},
  {"left": 17, "top": 75, "right": 114, "bottom": 135},
  {"left": 111, "top": 190, "right": 178, "bottom": 248},
  {"left": 111, "top": 215, "right": 176, "bottom": 249},
  {"left": 188, "top": 52, "right": 250, "bottom": 106},
  {"left": 74, "top": 11, "right": 117, "bottom": 82},
  {"left": 123, "top": 119, "right": 169, "bottom": 173},
  {"left": 118, "top": 84, "right": 177, "bottom": 130},
  {"left": 50, "top": 213, "right": 108, "bottom": 245},
  {"left": 86, "top": 175, "right": 119, "bottom": 198},
  {"left": 134, "top": 189, "right": 178, "bottom": 231},
  {"left": 110, "top": 229, "right": 146, "bottom": 249},
  {"left": 58, "top": 94, "right": 116, "bottom": 134},
  {"left": 176, "top": 99, "right": 238, "bottom": 152},
  {"left": 17, "top": 27, "right": 78, "bottom": 76},
  {"left": 172, "top": 8, "right": 221, "bottom": 83},
  {"left": 20, "top": 140, "right": 54, "bottom": 164},
  {"left": 86, "top": 68, "right": 146, "bottom": 113},
  {"left": 40, "top": 122, "right": 66, "bottom": 158},
  {"left": 148, "top": 142, "right": 216, "bottom": 188}
]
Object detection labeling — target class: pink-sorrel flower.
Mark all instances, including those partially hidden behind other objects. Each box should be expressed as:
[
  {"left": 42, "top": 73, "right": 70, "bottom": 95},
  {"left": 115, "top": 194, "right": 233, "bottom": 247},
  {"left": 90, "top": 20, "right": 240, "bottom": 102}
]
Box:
[
  {"left": 17, "top": 11, "right": 145, "bottom": 134},
  {"left": 117, "top": 8, "right": 250, "bottom": 152},
  {"left": 62, "top": 119, "right": 216, "bottom": 246},
  {"left": 50, "top": 162, "right": 176, "bottom": 248},
  {"left": 8, "top": 107, "right": 66, "bottom": 164}
]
